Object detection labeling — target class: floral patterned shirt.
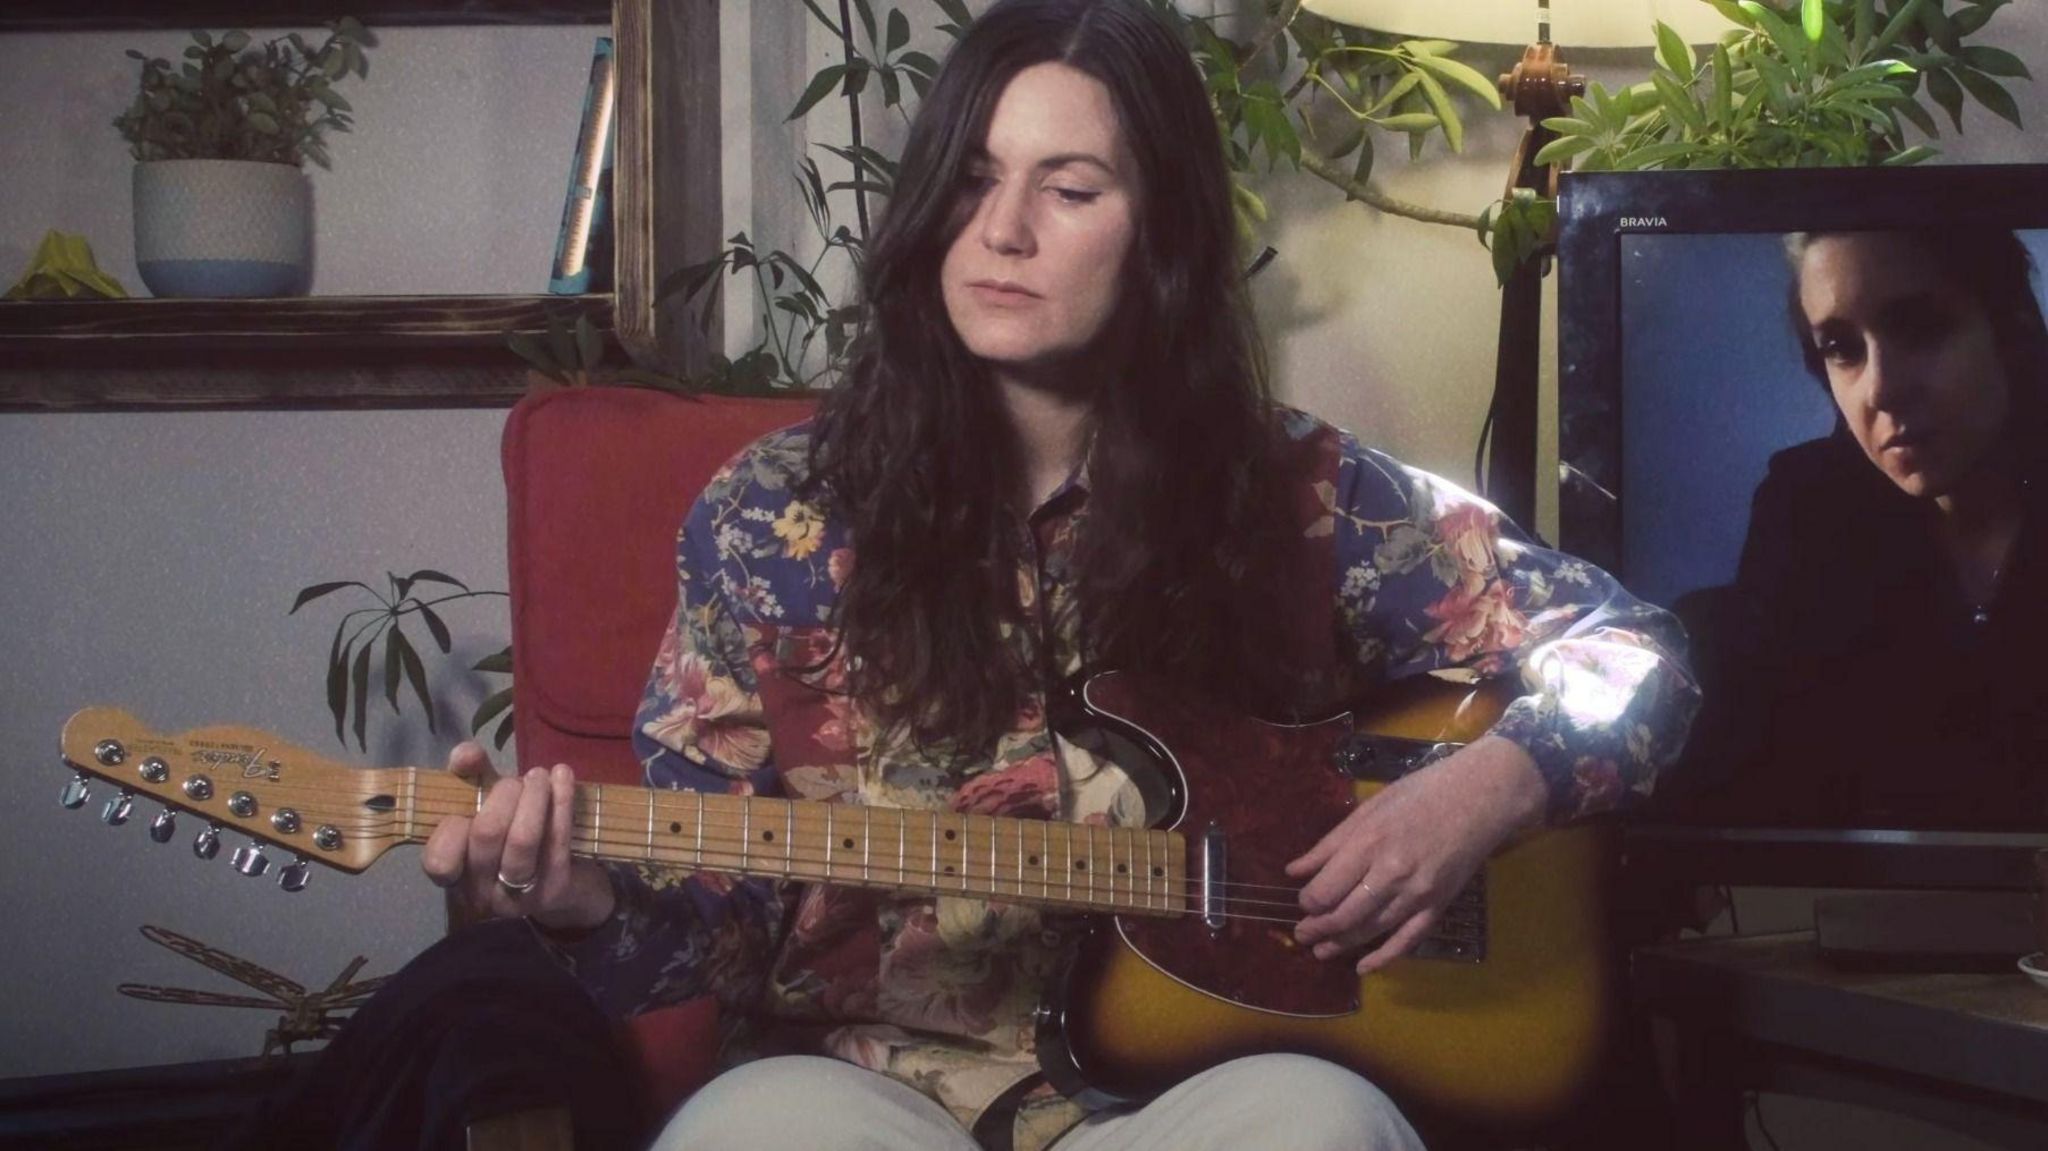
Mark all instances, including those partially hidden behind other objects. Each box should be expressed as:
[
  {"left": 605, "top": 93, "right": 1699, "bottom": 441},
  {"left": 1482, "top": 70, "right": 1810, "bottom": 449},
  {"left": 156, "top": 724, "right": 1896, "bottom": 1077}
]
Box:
[{"left": 557, "top": 408, "right": 1699, "bottom": 1149}]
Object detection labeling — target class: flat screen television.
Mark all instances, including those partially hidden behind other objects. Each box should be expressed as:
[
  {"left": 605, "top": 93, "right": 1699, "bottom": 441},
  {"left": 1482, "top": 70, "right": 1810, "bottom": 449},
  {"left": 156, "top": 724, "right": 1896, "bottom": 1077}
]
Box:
[{"left": 1554, "top": 165, "right": 2048, "bottom": 889}]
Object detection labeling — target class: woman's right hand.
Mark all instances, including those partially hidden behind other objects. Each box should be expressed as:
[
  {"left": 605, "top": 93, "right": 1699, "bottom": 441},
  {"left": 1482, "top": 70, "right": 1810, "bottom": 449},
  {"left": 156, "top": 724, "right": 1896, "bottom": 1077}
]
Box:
[{"left": 420, "top": 742, "right": 617, "bottom": 933}]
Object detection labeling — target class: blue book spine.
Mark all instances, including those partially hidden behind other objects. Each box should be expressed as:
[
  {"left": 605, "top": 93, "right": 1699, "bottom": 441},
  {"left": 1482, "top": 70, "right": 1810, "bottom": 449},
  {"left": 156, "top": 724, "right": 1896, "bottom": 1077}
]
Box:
[{"left": 549, "top": 36, "right": 617, "bottom": 295}]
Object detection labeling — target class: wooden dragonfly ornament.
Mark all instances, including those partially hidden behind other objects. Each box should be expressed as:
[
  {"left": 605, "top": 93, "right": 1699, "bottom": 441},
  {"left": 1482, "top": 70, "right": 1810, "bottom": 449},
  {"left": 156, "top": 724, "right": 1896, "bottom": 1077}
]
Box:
[{"left": 118, "top": 924, "right": 388, "bottom": 1056}]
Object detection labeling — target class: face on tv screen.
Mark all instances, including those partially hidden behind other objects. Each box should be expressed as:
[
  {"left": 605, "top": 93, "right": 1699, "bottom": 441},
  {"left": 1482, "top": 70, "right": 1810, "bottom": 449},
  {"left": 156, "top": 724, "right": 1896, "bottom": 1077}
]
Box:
[{"left": 1617, "top": 227, "right": 2048, "bottom": 829}]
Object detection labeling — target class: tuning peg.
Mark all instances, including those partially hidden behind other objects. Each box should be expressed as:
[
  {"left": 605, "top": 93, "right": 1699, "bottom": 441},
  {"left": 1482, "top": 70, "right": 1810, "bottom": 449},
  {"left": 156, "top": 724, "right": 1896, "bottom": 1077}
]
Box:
[
  {"left": 230, "top": 844, "right": 270, "bottom": 878},
  {"left": 60, "top": 773, "right": 90, "bottom": 810},
  {"left": 101, "top": 790, "right": 134, "bottom": 826},
  {"left": 278, "top": 857, "right": 311, "bottom": 893},
  {"left": 149, "top": 808, "right": 177, "bottom": 844},
  {"left": 194, "top": 824, "right": 222, "bottom": 861}
]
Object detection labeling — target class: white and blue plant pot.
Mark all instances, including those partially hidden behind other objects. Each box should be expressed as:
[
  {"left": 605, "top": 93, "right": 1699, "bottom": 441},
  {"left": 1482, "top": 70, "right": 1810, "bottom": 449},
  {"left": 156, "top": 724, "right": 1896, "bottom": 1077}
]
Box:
[{"left": 133, "top": 159, "right": 312, "bottom": 298}]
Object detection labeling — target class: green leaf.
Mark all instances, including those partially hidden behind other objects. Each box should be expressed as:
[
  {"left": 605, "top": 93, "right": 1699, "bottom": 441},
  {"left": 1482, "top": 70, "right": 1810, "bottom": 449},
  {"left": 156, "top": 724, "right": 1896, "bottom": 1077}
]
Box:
[
  {"left": 1961, "top": 46, "right": 2031, "bottom": 79},
  {"left": 491, "top": 709, "right": 516, "bottom": 751},
  {"left": 931, "top": 0, "right": 973, "bottom": 29},
  {"left": 383, "top": 628, "right": 404, "bottom": 712},
  {"left": 1655, "top": 22, "right": 1696, "bottom": 86},
  {"left": 1926, "top": 66, "right": 1966, "bottom": 130},
  {"left": 1802, "top": 0, "right": 1826, "bottom": 43},
  {"left": 1712, "top": 43, "right": 1734, "bottom": 125},
  {"left": 1742, "top": 1, "right": 1808, "bottom": 72},
  {"left": 1895, "top": 95, "right": 1939, "bottom": 135},
  {"left": 1408, "top": 53, "right": 1501, "bottom": 110},
  {"left": 1364, "top": 71, "right": 1423, "bottom": 116},
  {"left": 798, "top": 0, "right": 842, "bottom": 35},
  {"left": 1955, "top": 68, "right": 2023, "bottom": 128},
  {"left": 1654, "top": 72, "right": 1707, "bottom": 134},
  {"left": 789, "top": 64, "right": 848, "bottom": 121},
  {"left": 394, "top": 629, "right": 435, "bottom": 733},
  {"left": 472, "top": 686, "right": 515, "bottom": 735},
  {"left": 885, "top": 8, "right": 909, "bottom": 55},
  {"left": 1413, "top": 69, "right": 1462, "bottom": 152},
  {"left": 1351, "top": 130, "right": 1376, "bottom": 192},
  {"left": 416, "top": 602, "right": 454, "bottom": 653},
  {"left": 1873, "top": 0, "right": 1929, "bottom": 53},
  {"left": 222, "top": 30, "right": 250, "bottom": 52},
  {"left": 350, "top": 639, "right": 373, "bottom": 750},
  {"left": 191, "top": 29, "right": 213, "bottom": 47},
  {"left": 473, "top": 645, "right": 515, "bottom": 675},
  {"left": 292, "top": 580, "right": 368, "bottom": 614},
  {"left": 1883, "top": 143, "right": 1937, "bottom": 164},
  {"left": 327, "top": 634, "right": 351, "bottom": 743},
  {"left": 898, "top": 49, "right": 939, "bottom": 79},
  {"left": 1533, "top": 134, "right": 1596, "bottom": 167},
  {"left": 1375, "top": 112, "right": 1441, "bottom": 132},
  {"left": 1613, "top": 140, "right": 1699, "bottom": 171}
]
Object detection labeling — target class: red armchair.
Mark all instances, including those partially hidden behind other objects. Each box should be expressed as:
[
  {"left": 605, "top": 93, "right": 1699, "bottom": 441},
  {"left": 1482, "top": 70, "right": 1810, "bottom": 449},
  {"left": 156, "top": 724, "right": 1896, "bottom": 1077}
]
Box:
[{"left": 501, "top": 386, "right": 817, "bottom": 1120}]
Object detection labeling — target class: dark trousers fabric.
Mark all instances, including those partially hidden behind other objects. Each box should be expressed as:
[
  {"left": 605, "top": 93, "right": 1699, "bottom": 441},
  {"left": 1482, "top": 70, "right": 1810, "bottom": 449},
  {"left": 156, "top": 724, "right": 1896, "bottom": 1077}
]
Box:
[{"left": 217, "top": 918, "right": 646, "bottom": 1151}]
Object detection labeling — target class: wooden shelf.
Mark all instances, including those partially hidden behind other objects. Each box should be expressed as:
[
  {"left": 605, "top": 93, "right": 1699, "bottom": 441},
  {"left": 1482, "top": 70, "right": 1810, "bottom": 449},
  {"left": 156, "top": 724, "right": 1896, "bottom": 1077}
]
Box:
[
  {"left": 0, "top": 295, "right": 611, "bottom": 410},
  {"left": 0, "top": 293, "right": 611, "bottom": 353},
  {"left": 0, "top": 1, "right": 609, "bottom": 32},
  {"left": 0, "top": 0, "right": 721, "bottom": 411}
]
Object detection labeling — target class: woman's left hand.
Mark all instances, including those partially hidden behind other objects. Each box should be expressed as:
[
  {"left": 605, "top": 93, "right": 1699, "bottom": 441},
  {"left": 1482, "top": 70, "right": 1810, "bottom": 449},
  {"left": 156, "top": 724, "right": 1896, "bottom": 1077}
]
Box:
[{"left": 1285, "top": 735, "right": 1547, "bottom": 974}]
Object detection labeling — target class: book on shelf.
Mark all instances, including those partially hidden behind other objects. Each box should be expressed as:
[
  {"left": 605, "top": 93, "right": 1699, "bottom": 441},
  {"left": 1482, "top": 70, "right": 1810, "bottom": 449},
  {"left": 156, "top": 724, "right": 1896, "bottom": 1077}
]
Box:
[{"left": 549, "top": 36, "right": 616, "bottom": 296}]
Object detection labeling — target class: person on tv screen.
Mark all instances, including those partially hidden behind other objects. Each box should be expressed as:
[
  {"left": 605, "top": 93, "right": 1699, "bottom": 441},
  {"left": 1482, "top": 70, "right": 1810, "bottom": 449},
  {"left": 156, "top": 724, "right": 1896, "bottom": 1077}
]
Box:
[{"left": 1677, "top": 228, "right": 2046, "bottom": 827}]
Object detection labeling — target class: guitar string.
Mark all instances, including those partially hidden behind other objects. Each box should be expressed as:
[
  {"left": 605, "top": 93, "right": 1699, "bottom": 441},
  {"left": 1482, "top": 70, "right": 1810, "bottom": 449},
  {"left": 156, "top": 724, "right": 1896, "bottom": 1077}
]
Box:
[
  {"left": 185, "top": 797, "right": 1327, "bottom": 914},
  {"left": 106, "top": 780, "right": 1335, "bottom": 903}
]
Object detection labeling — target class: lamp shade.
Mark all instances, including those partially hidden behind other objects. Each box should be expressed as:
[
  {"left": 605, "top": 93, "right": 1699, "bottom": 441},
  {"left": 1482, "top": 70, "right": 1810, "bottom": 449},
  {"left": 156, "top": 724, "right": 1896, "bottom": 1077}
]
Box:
[{"left": 1297, "top": 0, "right": 1735, "bottom": 48}]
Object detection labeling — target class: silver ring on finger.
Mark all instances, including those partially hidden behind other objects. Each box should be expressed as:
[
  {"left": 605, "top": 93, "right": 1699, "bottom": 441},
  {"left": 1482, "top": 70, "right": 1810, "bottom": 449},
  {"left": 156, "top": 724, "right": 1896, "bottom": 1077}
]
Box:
[
  {"left": 496, "top": 869, "right": 539, "bottom": 894},
  {"left": 1357, "top": 879, "right": 1375, "bottom": 900}
]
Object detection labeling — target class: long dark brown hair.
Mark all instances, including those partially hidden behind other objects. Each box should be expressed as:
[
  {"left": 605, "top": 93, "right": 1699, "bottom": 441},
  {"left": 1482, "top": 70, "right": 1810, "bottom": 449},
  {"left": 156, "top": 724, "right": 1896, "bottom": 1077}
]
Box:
[{"left": 802, "top": 0, "right": 1305, "bottom": 755}]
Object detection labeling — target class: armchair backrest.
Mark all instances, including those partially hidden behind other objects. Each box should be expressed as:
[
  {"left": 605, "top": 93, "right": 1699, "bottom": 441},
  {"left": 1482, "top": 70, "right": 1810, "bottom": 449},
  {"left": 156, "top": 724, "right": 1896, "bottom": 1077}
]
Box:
[{"left": 502, "top": 388, "right": 818, "bottom": 783}]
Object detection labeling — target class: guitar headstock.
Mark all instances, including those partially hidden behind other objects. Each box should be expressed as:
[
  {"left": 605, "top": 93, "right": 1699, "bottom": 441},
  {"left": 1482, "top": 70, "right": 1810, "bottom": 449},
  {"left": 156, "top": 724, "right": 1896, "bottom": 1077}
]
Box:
[{"left": 58, "top": 707, "right": 409, "bottom": 889}]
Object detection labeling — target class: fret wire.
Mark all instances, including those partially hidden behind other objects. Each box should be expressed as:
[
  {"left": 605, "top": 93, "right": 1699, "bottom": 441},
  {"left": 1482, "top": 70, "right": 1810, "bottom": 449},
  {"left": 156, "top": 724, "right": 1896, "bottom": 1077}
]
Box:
[
  {"left": 643, "top": 787, "right": 655, "bottom": 861},
  {"left": 929, "top": 810, "right": 939, "bottom": 887},
  {"left": 741, "top": 799, "right": 751, "bottom": 872},
  {"left": 1041, "top": 821, "right": 1051, "bottom": 903},
  {"left": 406, "top": 767, "right": 417, "bottom": 841},
  {"left": 1144, "top": 827, "right": 1154, "bottom": 912},
  {"left": 897, "top": 809, "right": 908, "bottom": 891},
  {"left": 694, "top": 792, "right": 706, "bottom": 869},
  {"left": 825, "top": 804, "right": 835, "bottom": 884},
  {"left": 785, "top": 799, "right": 795, "bottom": 877},
  {"left": 960, "top": 813, "right": 970, "bottom": 892},
  {"left": 1062, "top": 823, "right": 1074, "bottom": 905},
  {"left": 989, "top": 815, "right": 999, "bottom": 899},
  {"left": 1015, "top": 817, "right": 1024, "bottom": 903},
  {"left": 594, "top": 784, "right": 604, "bottom": 854},
  {"left": 862, "top": 806, "right": 871, "bottom": 883}
]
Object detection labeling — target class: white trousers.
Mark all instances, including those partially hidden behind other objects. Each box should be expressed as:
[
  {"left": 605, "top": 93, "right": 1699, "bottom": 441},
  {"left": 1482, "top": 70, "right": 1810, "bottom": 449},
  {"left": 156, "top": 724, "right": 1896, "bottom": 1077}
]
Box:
[{"left": 649, "top": 1052, "right": 1426, "bottom": 1150}]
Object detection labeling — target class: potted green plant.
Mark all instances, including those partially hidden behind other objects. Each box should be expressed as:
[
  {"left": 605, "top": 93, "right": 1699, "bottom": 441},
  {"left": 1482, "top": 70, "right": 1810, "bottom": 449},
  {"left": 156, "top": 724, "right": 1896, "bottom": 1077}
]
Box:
[{"left": 114, "top": 19, "right": 376, "bottom": 298}]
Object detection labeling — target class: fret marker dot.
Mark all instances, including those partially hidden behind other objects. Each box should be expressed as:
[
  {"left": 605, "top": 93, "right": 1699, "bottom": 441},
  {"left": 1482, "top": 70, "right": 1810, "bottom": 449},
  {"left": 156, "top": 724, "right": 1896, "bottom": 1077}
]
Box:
[
  {"left": 1073, "top": 861, "right": 1087, "bottom": 872},
  {"left": 1151, "top": 867, "right": 1164, "bottom": 877},
  {"left": 762, "top": 831, "right": 775, "bottom": 842},
  {"left": 1116, "top": 864, "right": 1128, "bottom": 874},
  {"left": 670, "top": 822, "right": 682, "bottom": 834},
  {"left": 1028, "top": 855, "right": 1040, "bottom": 866},
  {"left": 943, "top": 865, "right": 956, "bottom": 875},
  {"left": 842, "top": 837, "right": 856, "bottom": 849},
  {"left": 943, "top": 829, "right": 956, "bottom": 841}
]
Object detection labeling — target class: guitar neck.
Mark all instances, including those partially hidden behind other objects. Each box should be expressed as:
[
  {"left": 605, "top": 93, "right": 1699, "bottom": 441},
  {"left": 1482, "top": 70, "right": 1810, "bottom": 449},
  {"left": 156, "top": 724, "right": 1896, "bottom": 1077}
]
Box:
[{"left": 393, "top": 771, "right": 1189, "bottom": 918}]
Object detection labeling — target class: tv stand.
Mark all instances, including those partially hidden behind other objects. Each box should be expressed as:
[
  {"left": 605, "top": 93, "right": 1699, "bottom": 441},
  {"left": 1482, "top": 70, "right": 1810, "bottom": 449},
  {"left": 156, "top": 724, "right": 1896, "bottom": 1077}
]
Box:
[
  {"left": 1636, "top": 932, "right": 2048, "bottom": 1150},
  {"left": 1814, "top": 890, "right": 2039, "bottom": 972}
]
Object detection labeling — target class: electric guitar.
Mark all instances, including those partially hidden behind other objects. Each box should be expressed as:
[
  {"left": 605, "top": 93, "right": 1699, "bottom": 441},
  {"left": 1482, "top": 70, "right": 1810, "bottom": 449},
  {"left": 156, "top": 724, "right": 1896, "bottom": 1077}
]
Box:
[{"left": 56, "top": 671, "right": 1612, "bottom": 1132}]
